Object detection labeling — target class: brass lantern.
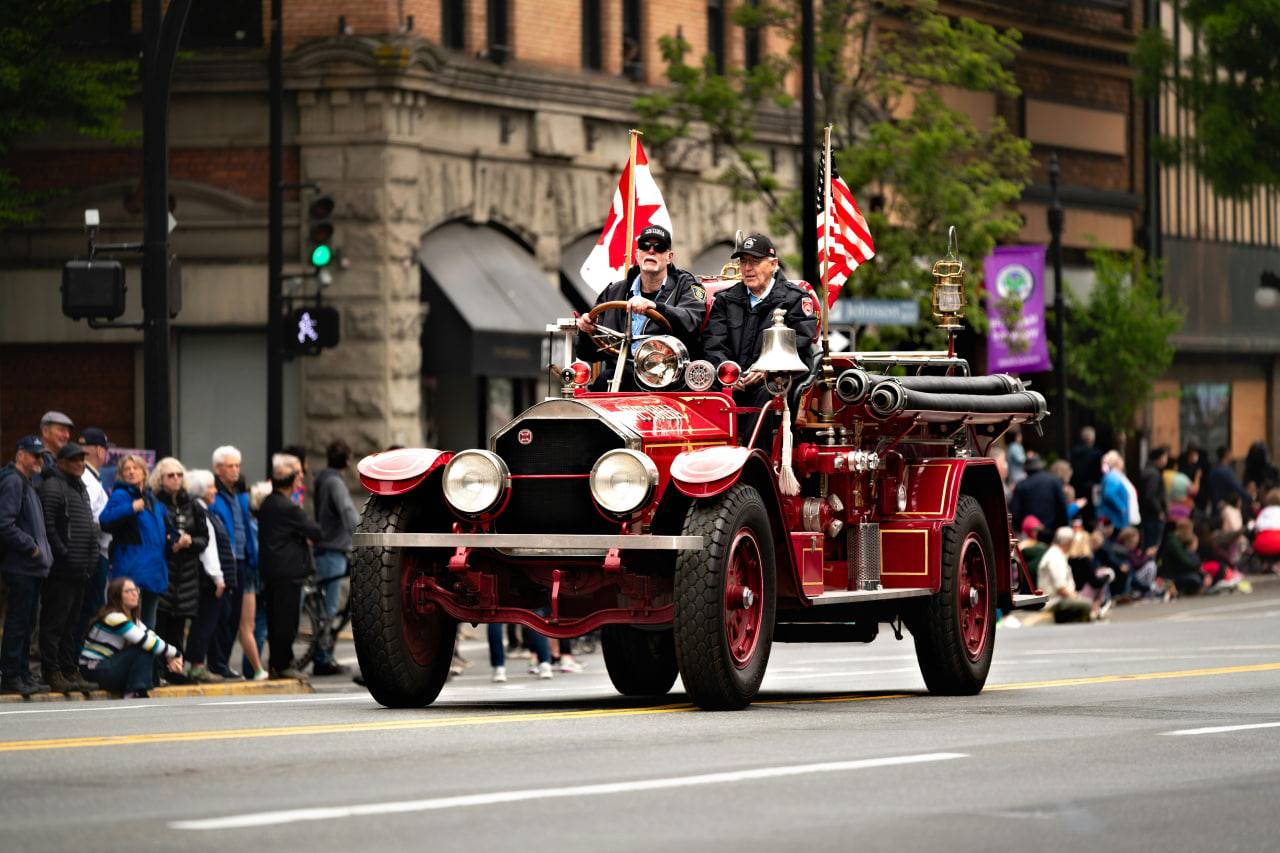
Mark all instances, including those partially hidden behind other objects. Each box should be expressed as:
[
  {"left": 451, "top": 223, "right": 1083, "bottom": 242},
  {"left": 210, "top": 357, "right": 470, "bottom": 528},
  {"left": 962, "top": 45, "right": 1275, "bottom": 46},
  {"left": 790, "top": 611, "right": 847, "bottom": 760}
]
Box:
[{"left": 932, "top": 226, "right": 965, "bottom": 330}]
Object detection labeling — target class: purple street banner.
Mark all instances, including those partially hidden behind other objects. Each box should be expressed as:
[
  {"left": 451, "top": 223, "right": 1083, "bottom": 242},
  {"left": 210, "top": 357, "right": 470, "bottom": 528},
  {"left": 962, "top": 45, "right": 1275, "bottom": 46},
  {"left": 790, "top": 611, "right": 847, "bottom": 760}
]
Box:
[
  {"left": 985, "top": 245, "right": 1052, "bottom": 374},
  {"left": 106, "top": 448, "right": 156, "bottom": 471}
]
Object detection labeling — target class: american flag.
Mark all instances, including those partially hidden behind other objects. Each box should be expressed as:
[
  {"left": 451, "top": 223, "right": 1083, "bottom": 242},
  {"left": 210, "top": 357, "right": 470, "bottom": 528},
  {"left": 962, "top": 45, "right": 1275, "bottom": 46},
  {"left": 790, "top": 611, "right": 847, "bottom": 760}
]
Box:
[{"left": 816, "top": 157, "right": 875, "bottom": 296}]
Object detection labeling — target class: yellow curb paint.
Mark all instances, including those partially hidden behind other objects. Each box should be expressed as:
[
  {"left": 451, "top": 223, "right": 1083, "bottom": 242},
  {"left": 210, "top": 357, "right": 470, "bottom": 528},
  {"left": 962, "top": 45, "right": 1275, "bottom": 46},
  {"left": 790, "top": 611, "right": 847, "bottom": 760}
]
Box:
[
  {"left": 2, "top": 662, "right": 1278, "bottom": 753},
  {"left": 0, "top": 679, "right": 313, "bottom": 705}
]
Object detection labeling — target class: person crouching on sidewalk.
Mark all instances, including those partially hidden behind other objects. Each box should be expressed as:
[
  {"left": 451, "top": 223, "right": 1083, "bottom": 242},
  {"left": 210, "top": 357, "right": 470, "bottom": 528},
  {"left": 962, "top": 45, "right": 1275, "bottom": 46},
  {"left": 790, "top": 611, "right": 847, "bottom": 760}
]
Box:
[{"left": 80, "top": 577, "right": 184, "bottom": 698}]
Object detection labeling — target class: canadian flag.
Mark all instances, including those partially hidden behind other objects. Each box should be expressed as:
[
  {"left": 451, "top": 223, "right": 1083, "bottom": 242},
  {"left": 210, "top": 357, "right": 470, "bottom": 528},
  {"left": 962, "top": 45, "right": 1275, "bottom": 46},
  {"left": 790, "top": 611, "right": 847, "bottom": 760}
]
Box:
[{"left": 580, "top": 140, "right": 673, "bottom": 293}]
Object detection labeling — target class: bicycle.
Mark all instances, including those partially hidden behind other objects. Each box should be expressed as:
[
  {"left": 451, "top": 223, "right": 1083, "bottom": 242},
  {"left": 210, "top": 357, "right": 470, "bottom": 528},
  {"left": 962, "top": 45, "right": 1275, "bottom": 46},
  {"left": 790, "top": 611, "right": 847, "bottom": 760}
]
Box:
[{"left": 294, "top": 570, "right": 351, "bottom": 671}]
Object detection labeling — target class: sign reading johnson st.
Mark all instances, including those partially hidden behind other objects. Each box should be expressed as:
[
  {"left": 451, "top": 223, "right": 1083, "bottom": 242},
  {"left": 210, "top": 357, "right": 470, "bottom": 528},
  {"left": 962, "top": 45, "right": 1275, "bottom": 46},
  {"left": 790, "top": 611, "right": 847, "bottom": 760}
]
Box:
[{"left": 828, "top": 299, "right": 921, "bottom": 326}]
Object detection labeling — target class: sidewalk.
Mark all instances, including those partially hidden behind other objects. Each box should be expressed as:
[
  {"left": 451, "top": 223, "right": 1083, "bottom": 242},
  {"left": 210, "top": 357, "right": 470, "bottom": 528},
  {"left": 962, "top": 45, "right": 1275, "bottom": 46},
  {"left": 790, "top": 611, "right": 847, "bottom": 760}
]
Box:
[{"left": 0, "top": 677, "right": 314, "bottom": 705}]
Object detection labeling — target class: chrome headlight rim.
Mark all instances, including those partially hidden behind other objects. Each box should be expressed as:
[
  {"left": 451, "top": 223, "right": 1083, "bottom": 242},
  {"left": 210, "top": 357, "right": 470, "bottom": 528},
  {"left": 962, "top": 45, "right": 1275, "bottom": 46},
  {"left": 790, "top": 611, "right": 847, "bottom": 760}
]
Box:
[
  {"left": 633, "top": 335, "right": 690, "bottom": 390},
  {"left": 442, "top": 450, "right": 510, "bottom": 517},
  {"left": 589, "top": 449, "right": 659, "bottom": 516}
]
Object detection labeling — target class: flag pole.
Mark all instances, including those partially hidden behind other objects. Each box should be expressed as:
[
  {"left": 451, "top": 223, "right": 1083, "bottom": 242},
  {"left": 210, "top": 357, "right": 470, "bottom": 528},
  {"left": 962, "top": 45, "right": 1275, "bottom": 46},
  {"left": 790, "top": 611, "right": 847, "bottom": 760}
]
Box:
[
  {"left": 817, "top": 126, "right": 836, "bottom": 423},
  {"left": 610, "top": 129, "right": 642, "bottom": 393}
]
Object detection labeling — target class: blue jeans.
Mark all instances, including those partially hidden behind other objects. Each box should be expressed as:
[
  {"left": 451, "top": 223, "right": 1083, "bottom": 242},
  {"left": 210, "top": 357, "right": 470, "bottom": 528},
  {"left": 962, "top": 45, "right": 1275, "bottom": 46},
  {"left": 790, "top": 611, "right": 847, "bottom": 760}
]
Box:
[
  {"left": 312, "top": 549, "right": 348, "bottom": 664},
  {"left": 0, "top": 573, "right": 43, "bottom": 681},
  {"left": 210, "top": 559, "right": 247, "bottom": 675},
  {"left": 488, "top": 623, "right": 505, "bottom": 668},
  {"left": 87, "top": 645, "right": 159, "bottom": 692}
]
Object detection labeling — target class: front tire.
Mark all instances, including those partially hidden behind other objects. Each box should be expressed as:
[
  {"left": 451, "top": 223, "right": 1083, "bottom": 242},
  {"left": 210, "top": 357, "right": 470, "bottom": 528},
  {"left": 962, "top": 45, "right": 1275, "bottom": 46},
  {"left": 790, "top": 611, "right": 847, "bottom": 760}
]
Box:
[
  {"left": 908, "top": 493, "right": 996, "bottom": 695},
  {"left": 673, "top": 484, "right": 776, "bottom": 710},
  {"left": 601, "top": 625, "right": 678, "bottom": 697},
  {"left": 351, "top": 495, "right": 457, "bottom": 708}
]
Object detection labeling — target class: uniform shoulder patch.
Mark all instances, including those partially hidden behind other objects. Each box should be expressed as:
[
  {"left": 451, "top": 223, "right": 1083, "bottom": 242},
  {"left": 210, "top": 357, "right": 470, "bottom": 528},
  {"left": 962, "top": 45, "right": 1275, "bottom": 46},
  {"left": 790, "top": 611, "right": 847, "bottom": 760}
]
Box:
[
  {"left": 800, "top": 296, "right": 814, "bottom": 316},
  {"left": 690, "top": 284, "right": 706, "bottom": 302}
]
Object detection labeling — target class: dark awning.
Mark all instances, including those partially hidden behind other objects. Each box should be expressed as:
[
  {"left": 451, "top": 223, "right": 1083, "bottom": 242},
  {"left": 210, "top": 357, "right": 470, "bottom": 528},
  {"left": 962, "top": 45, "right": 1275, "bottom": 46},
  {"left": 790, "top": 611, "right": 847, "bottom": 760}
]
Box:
[{"left": 420, "top": 223, "right": 575, "bottom": 377}]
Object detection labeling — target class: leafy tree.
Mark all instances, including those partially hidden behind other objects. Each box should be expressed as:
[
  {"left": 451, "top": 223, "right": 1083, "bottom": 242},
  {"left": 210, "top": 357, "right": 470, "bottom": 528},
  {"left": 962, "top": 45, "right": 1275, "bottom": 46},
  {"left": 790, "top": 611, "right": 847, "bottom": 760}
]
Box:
[
  {"left": 1063, "top": 248, "right": 1184, "bottom": 435},
  {"left": 1133, "top": 1, "right": 1280, "bottom": 200},
  {"left": 634, "top": 0, "right": 1033, "bottom": 348},
  {"left": 0, "top": 0, "right": 136, "bottom": 225}
]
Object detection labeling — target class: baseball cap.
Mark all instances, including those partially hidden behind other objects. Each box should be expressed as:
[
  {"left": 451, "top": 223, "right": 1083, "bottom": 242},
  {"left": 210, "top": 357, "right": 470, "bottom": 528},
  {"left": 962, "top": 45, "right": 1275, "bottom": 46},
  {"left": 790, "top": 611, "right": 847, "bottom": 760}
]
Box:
[
  {"left": 40, "top": 411, "right": 74, "bottom": 428},
  {"left": 16, "top": 436, "right": 45, "bottom": 454},
  {"left": 57, "top": 443, "right": 87, "bottom": 460},
  {"left": 731, "top": 234, "right": 777, "bottom": 259},
  {"left": 79, "top": 427, "right": 112, "bottom": 448},
  {"left": 636, "top": 225, "right": 671, "bottom": 250},
  {"left": 1020, "top": 514, "right": 1044, "bottom": 537}
]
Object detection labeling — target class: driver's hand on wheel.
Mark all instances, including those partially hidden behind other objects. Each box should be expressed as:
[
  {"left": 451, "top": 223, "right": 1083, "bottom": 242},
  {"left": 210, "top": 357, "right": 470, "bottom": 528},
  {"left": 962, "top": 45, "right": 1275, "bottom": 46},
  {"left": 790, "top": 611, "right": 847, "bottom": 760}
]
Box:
[
  {"left": 734, "top": 370, "right": 765, "bottom": 390},
  {"left": 627, "top": 296, "right": 656, "bottom": 315},
  {"left": 576, "top": 313, "right": 596, "bottom": 334}
]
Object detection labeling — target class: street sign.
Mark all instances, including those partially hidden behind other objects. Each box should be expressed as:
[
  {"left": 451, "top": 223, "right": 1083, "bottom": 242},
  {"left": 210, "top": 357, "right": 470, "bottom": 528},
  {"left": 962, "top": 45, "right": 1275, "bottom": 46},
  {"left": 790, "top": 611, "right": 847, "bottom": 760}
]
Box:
[{"left": 828, "top": 298, "right": 920, "bottom": 326}]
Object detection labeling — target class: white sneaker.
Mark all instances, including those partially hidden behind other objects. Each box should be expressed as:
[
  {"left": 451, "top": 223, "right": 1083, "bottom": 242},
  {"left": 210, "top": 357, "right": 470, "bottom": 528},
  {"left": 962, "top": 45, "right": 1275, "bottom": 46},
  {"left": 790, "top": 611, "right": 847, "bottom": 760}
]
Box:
[
  {"left": 536, "top": 661, "right": 553, "bottom": 679},
  {"left": 492, "top": 666, "right": 507, "bottom": 683}
]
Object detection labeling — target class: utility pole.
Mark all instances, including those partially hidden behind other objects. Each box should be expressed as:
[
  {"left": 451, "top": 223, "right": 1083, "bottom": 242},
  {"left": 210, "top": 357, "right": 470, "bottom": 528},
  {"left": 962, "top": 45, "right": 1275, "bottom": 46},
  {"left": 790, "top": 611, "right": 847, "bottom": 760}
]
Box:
[
  {"left": 801, "top": 0, "right": 817, "bottom": 287},
  {"left": 1048, "top": 153, "right": 1069, "bottom": 461},
  {"left": 139, "top": 0, "right": 193, "bottom": 458},
  {"left": 268, "top": 0, "right": 284, "bottom": 472}
]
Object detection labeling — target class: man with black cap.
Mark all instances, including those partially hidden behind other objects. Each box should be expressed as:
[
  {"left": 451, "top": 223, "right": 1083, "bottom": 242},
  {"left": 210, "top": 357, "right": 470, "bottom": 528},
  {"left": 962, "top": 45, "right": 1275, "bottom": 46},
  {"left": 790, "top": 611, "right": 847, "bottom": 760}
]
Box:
[
  {"left": 0, "top": 436, "right": 54, "bottom": 695},
  {"left": 703, "top": 234, "right": 817, "bottom": 444},
  {"left": 76, "top": 427, "right": 115, "bottom": 640},
  {"left": 37, "top": 443, "right": 99, "bottom": 692},
  {"left": 575, "top": 225, "right": 705, "bottom": 390},
  {"left": 35, "top": 410, "right": 74, "bottom": 486}
]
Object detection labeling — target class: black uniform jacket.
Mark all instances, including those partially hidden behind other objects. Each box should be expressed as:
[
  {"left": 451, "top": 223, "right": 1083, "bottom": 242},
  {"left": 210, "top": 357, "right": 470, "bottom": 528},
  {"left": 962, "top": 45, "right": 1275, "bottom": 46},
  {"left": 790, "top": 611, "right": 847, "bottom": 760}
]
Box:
[
  {"left": 702, "top": 269, "right": 818, "bottom": 373},
  {"left": 575, "top": 265, "right": 707, "bottom": 362}
]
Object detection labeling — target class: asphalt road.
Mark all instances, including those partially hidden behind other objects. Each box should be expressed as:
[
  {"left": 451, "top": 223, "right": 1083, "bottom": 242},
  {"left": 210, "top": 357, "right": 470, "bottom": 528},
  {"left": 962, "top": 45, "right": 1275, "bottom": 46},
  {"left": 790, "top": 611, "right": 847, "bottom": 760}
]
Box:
[{"left": 3, "top": 581, "right": 1279, "bottom": 853}]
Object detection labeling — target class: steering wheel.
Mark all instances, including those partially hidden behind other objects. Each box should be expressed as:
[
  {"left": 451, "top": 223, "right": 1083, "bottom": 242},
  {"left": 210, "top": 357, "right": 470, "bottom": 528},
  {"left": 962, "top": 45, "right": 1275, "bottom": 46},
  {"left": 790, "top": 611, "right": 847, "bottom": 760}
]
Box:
[{"left": 584, "top": 300, "right": 672, "bottom": 356}]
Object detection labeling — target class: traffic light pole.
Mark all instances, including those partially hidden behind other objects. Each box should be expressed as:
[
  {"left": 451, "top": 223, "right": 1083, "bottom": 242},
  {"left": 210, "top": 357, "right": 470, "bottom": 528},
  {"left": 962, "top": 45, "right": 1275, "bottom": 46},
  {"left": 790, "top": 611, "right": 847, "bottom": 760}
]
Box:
[
  {"left": 140, "top": 0, "right": 193, "bottom": 459},
  {"left": 267, "top": 0, "right": 284, "bottom": 473}
]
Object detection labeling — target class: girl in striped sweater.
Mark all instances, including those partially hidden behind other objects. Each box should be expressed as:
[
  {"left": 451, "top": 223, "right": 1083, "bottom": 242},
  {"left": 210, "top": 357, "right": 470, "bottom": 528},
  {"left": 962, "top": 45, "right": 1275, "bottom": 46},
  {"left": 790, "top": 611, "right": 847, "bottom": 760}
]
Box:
[{"left": 80, "top": 577, "right": 184, "bottom": 698}]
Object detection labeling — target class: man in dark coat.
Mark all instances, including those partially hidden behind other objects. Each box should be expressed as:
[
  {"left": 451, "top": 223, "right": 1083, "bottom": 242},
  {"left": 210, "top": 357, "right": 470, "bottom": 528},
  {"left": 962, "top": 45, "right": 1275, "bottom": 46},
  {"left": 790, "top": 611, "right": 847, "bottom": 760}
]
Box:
[
  {"left": 702, "top": 234, "right": 818, "bottom": 447},
  {"left": 0, "top": 436, "right": 54, "bottom": 695},
  {"left": 575, "top": 225, "right": 706, "bottom": 390},
  {"left": 1010, "top": 455, "right": 1070, "bottom": 542},
  {"left": 37, "top": 443, "right": 99, "bottom": 692},
  {"left": 310, "top": 440, "right": 360, "bottom": 676},
  {"left": 257, "top": 454, "right": 324, "bottom": 679},
  {"left": 1138, "top": 445, "right": 1169, "bottom": 551}
]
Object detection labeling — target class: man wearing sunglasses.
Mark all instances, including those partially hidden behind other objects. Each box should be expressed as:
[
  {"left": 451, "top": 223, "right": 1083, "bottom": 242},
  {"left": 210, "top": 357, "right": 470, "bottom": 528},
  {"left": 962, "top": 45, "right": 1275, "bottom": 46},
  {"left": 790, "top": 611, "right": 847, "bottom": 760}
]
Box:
[{"left": 575, "top": 225, "right": 705, "bottom": 390}]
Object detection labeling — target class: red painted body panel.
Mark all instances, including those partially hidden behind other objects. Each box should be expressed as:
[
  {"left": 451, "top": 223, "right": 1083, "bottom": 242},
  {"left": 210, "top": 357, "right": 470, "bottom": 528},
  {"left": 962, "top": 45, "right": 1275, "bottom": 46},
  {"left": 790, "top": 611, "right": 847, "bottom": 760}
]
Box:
[{"left": 356, "top": 448, "right": 451, "bottom": 496}]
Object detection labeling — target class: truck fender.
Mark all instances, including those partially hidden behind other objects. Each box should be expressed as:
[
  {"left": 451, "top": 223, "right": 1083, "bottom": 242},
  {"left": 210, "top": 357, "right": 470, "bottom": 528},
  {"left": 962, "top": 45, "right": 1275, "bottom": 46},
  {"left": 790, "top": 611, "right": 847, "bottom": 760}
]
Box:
[
  {"left": 669, "top": 445, "right": 753, "bottom": 498},
  {"left": 357, "top": 448, "right": 452, "bottom": 496}
]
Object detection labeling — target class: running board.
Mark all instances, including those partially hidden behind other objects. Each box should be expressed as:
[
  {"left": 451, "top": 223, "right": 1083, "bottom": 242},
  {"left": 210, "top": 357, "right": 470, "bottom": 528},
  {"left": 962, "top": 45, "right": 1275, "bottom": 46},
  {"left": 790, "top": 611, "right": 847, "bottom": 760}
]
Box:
[{"left": 807, "top": 588, "right": 933, "bottom": 605}]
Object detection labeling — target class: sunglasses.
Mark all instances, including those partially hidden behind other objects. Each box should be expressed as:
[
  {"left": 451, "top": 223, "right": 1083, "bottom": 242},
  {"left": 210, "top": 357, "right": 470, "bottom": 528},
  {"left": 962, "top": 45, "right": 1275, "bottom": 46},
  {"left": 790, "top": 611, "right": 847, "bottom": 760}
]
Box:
[
  {"left": 164, "top": 472, "right": 183, "bottom": 479},
  {"left": 637, "top": 240, "right": 669, "bottom": 253}
]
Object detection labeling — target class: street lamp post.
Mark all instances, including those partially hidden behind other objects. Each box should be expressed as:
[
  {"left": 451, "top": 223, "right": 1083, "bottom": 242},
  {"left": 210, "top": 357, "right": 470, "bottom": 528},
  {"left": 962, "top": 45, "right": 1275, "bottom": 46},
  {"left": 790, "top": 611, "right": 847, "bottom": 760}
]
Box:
[{"left": 1048, "top": 153, "right": 1069, "bottom": 461}]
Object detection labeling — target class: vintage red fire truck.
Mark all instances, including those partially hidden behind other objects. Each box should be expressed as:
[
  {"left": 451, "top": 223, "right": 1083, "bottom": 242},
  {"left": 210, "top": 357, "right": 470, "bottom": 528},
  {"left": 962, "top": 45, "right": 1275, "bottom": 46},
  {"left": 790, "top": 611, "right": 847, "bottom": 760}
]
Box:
[{"left": 350, "top": 239, "right": 1048, "bottom": 710}]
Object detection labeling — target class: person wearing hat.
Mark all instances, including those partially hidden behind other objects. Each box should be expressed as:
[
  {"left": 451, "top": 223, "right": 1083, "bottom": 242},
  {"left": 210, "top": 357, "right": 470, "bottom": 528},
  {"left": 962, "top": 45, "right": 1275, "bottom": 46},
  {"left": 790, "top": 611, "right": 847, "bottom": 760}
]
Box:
[
  {"left": 1017, "top": 514, "right": 1048, "bottom": 574},
  {"left": 37, "top": 443, "right": 99, "bottom": 692},
  {"left": 79, "top": 427, "right": 117, "bottom": 494},
  {"left": 703, "top": 233, "right": 818, "bottom": 446},
  {"left": 34, "top": 410, "right": 74, "bottom": 487},
  {"left": 1009, "top": 453, "right": 1070, "bottom": 542},
  {"left": 0, "top": 436, "right": 54, "bottom": 695},
  {"left": 575, "top": 224, "right": 706, "bottom": 391},
  {"left": 75, "top": 427, "right": 115, "bottom": 637}
]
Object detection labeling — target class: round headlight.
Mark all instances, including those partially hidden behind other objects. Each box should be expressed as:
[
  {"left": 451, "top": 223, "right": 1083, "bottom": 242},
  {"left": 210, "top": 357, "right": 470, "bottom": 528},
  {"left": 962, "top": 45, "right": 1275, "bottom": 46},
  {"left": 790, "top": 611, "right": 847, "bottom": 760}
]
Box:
[
  {"left": 590, "top": 449, "right": 658, "bottom": 515},
  {"left": 634, "top": 336, "right": 689, "bottom": 390},
  {"left": 443, "top": 450, "right": 509, "bottom": 515}
]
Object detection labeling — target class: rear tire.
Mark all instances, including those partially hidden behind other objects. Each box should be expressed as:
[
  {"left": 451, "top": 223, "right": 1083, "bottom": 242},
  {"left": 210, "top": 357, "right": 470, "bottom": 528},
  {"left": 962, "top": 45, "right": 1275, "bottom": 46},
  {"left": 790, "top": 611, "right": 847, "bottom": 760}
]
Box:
[
  {"left": 601, "top": 625, "right": 678, "bottom": 697},
  {"left": 673, "top": 484, "right": 776, "bottom": 710},
  {"left": 351, "top": 495, "right": 456, "bottom": 708},
  {"left": 908, "top": 493, "right": 996, "bottom": 695}
]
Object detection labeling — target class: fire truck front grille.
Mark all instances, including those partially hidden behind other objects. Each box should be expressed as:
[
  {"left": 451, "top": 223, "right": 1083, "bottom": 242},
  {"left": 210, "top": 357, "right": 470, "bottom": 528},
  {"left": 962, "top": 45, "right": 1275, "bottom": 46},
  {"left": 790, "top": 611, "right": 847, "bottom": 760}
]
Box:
[{"left": 494, "top": 417, "right": 625, "bottom": 535}]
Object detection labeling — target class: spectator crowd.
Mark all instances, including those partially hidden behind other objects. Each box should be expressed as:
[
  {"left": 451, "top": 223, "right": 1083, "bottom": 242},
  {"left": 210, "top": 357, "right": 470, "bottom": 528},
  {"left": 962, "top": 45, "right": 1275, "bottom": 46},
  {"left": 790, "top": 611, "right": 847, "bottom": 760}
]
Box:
[{"left": 0, "top": 409, "right": 362, "bottom": 697}]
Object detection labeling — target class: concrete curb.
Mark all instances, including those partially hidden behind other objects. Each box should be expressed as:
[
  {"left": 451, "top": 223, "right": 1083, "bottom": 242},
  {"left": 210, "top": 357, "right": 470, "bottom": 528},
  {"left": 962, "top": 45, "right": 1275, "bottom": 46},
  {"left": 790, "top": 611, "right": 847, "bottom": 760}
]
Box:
[{"left": 0, "top": 678, "right": 315, "bottom": 704}]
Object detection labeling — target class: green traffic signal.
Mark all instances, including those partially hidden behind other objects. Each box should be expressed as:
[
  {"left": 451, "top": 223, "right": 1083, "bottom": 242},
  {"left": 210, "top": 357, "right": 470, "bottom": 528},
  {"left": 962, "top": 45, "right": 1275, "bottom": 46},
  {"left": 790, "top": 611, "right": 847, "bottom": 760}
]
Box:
[
  {"left": 307, "top": 194, "right": 336, "bottom": 269},
  {"left": 311, "top": 244, "right": 332, "bottom": 267}
]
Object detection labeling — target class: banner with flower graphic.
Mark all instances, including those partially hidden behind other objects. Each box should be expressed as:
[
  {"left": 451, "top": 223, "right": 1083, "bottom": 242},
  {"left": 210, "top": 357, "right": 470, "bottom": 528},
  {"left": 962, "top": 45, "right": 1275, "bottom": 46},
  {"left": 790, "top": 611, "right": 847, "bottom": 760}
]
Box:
[{"left": 985, "top": 245, "right": 1051, "bottom": 374}]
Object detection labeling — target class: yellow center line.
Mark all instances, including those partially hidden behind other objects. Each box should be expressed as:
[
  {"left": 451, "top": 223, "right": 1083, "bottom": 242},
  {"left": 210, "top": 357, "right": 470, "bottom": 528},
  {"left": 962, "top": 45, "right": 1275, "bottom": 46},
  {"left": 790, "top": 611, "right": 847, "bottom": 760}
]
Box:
[{"left": 4, "top": 662, "right": 1279, "bottom": 753}]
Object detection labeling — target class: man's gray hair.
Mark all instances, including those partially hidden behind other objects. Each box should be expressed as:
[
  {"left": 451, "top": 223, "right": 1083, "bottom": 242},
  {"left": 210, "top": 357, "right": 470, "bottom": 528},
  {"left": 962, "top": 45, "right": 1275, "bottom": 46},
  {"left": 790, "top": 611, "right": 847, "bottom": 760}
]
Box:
[
  {"left": 212, "top": 445, "right": 242, "bottom": 467},
  {"left": 1052, "top": 526, "right": 1076, "bottom": 547},
  {"left": 272, "top": 453, "right": 301, "bottom": 481}
]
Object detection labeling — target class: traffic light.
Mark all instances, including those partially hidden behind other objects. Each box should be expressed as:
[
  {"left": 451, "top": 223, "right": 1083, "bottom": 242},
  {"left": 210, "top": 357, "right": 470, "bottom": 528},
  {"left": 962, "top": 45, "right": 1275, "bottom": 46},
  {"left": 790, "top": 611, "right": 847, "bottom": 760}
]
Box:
[
  {"left": 284, "top": 305, "right": 340, "bottom": 355},
  {"left": 307, "top": 195, "right": 336, "bottom": 268},
  {"left": 62, "top": 260, "right": 126, "bottom": 320}
]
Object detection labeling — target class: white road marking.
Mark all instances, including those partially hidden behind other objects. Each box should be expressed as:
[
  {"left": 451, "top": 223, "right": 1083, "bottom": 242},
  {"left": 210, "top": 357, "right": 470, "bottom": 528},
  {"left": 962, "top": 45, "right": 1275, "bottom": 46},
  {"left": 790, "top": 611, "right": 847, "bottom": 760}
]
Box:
[
  {"left": 169, "top": 752, "right": 968, "bottom": 831},
  {"left": 0, "top": 704, "right": 170, "bottom": 717},
  {"left": 200, "top": 695, "right": 377, "bottom": 706},
  {"left": 1161, "top": 722, "right": 1280, "bottom": 736}
]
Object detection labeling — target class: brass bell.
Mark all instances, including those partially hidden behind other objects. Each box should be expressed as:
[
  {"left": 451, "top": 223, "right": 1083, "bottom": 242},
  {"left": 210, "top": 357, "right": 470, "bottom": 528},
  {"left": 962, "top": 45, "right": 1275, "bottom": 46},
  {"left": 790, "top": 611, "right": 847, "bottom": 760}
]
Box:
[{"left": 748, "top": 309, "right": 810, "bottom": 376}]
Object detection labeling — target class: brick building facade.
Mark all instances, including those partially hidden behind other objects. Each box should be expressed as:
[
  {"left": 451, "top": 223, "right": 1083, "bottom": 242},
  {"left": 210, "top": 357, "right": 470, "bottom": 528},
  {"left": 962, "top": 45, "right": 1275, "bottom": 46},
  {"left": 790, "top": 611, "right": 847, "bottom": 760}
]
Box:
[{"left": 3, "top": 0, "right": 1215, "bottom": 477}]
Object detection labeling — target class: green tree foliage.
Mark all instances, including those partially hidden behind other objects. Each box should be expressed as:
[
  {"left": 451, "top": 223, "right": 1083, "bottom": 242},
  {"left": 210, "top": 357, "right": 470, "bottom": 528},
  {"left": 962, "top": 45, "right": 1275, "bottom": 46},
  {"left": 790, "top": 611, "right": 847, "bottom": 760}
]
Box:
[
  {"left": 1133, "top": 1, "right": 1280, "bottom": 200},
  {"left": 633, "top": 0, "right": 1033, "bottom": 348},
  {"left": 1064, "top": 248, "right": 1184, "bottom": 434},
  {"left": 0, "top": 0, "right": 136, "bottom": 225}
]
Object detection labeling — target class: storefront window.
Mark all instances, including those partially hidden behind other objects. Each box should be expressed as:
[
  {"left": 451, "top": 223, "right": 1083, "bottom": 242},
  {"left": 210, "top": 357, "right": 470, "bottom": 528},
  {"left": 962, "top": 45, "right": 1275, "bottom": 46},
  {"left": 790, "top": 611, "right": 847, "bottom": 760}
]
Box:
[{"left": 1179, "top": 383, "right": 1230, "bottom": 456}]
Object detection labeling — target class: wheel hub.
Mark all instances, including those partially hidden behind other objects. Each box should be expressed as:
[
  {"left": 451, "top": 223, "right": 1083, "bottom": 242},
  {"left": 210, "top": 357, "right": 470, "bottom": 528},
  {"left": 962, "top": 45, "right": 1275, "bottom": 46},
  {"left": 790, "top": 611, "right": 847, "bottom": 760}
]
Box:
[{"left": 726, "top": 585, "right": 755, "bottom": 610}]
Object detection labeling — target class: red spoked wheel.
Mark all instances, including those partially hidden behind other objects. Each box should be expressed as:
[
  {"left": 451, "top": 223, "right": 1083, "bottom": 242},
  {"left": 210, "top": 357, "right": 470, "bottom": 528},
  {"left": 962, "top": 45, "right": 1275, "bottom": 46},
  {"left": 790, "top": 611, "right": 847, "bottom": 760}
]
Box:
[
  {"left": 674, "top": 484, "right": 776, "bottom": 710},
  {"left": 907, "top": 493, "right": 996, "bottom": 695}
]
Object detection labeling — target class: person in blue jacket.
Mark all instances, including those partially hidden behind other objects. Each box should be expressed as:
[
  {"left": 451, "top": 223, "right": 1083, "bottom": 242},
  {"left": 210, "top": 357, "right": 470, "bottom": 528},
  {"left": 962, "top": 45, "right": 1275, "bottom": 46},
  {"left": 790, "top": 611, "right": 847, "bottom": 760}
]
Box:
[
  {"left": 98, "top": 454, "right": 169, "bottom": 629},
  {"left": 207, "top": 445, "right": 264, "bottom": 680}
]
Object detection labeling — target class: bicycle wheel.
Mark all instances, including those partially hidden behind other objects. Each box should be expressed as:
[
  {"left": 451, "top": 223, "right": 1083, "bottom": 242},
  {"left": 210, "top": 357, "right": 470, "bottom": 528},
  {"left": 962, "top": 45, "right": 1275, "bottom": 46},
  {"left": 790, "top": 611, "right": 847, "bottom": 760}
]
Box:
[{"left": 295, "top": 586, "right": 331, "bottom": 670}]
